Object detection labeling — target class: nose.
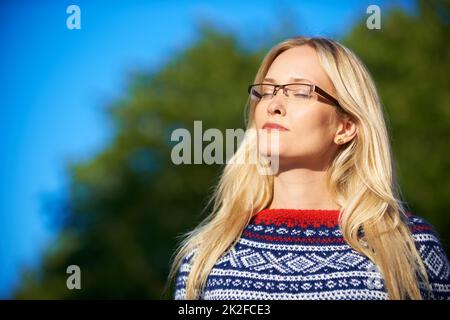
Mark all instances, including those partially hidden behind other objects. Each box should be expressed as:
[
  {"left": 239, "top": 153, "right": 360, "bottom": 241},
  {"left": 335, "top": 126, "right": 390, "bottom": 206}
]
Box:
[{"left": 267, "top": 87, "right": 286, "bottom": 115}]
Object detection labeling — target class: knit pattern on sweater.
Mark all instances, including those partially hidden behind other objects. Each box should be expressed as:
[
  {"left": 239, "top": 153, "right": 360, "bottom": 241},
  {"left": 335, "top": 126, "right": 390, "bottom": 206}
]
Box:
[{"left": 174, "top": 209, "right": 450, "bottom": 300}]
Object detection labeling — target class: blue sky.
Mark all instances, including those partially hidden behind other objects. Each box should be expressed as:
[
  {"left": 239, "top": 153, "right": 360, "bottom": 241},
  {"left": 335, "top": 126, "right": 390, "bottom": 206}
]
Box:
[{"left": 0, "top": 0, "right": 415, "bottom": 298}]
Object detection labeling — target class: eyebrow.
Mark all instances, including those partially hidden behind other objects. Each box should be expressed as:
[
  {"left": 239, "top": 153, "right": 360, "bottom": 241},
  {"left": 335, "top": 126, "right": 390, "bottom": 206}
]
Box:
[{"left": 263, "top": 77, "right": 313, "bottom": 84}]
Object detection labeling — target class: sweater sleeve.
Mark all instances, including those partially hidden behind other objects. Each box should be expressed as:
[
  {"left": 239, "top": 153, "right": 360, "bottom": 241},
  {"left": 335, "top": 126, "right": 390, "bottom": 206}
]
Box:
[{"left": 408, "top": 214, "right": 450, "bottom": 300}]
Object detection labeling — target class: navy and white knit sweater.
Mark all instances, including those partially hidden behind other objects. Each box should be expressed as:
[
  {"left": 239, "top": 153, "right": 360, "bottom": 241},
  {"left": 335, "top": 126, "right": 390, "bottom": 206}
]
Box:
[{"left": 174, "top": 208, "right": 450, "bottom": 300}]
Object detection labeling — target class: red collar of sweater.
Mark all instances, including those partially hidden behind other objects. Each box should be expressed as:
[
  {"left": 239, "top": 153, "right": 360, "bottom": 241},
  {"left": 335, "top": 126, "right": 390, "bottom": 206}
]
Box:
[{"left": 253, "top": 208, "right": 342, "bottom": 228}]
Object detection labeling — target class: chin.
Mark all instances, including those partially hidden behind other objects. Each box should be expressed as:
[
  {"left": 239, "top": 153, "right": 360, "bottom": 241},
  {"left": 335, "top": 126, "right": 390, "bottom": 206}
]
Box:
[{"left": 258, "top": 146, "right": 286, "bottom": 159}]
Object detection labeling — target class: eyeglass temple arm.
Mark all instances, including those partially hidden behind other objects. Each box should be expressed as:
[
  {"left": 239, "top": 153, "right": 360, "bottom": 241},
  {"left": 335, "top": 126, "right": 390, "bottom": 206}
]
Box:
[{"left": 314, "top": 86, "right": 341, "bottom": 107}]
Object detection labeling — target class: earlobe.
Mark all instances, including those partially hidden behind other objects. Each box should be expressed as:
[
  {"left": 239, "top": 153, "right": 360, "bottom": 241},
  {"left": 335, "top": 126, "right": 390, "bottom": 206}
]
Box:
[{"left": 336, "top": 137, "right": 345, "bottom": 144}]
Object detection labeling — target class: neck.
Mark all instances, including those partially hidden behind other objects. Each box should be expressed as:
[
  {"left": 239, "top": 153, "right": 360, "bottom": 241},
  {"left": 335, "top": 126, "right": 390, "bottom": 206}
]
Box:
[{"left": 268, "top": 166, "right": 340, "bottom": 211}]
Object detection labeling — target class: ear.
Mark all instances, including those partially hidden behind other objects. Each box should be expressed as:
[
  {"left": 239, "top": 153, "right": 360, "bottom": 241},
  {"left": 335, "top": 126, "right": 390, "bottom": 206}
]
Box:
[{"left": 334, "top": 115, "right": 357, "bottom": 145}]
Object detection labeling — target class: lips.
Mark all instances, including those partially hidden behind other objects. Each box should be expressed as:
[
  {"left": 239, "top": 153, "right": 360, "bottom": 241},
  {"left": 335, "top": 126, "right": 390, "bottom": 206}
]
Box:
[{"left": 262, "top": 122, "right": 289, "bottom": 131}]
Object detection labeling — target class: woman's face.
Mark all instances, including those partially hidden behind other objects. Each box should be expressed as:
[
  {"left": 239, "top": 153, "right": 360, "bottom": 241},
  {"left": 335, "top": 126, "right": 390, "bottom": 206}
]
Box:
[{"left": 254, "top": 45, "right": 344, "bottom": 170}]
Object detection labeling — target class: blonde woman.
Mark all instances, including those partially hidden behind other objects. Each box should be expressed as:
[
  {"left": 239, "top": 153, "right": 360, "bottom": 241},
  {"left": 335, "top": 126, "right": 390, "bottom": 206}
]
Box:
[{"left": 169, "top": 36, "right": 450, "bottom": 300}]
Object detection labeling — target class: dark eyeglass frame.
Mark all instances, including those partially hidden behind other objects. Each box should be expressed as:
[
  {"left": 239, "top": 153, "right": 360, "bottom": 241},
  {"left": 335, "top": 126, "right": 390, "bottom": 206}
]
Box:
[{"left": 247, "top": 83, "right": 341, "bottom": 108}]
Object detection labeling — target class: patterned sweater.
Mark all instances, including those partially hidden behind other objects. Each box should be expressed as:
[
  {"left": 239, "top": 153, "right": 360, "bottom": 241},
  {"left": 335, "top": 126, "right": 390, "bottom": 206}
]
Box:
[{"left": 174, "top": 208, "right": 450, "bottom": 300}]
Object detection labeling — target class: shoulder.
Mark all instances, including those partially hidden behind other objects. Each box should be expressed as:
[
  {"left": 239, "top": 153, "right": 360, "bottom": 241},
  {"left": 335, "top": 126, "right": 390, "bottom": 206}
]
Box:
[
  {"left": 404, "top": 211, "right": 447, "bottom": 262},
  {"left": 405, "top": 211, "right": 450, "bottom": 299},
  {"left": 405, "top": 212, "right": 447, "bottom": 249}
]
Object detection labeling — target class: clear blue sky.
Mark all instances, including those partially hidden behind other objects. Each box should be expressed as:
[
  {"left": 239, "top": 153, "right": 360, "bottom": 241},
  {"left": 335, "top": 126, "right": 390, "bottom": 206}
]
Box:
[{"left": 0, "top": 0, "right": 414, "bottom": 298}]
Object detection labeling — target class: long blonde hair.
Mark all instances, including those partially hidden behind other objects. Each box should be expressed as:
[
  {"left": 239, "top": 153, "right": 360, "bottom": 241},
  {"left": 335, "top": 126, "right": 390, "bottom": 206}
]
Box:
[{"left": 168, "top": 36, "right": 430, "bottom": 300}]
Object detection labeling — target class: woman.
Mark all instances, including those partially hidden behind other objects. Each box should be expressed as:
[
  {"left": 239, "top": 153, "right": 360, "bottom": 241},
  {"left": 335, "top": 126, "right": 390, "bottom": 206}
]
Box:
[{"left": 168, "top": 36, "right": 450, "bottom": 300}]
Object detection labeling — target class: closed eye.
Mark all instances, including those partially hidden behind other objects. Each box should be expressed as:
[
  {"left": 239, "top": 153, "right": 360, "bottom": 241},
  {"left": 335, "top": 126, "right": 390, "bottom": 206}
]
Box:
[{"left": 293, "top": 92, "right": 309, "bottom": 98}]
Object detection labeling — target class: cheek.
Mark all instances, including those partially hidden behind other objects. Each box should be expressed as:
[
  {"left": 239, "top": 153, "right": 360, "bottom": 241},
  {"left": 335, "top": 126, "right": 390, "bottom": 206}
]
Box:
[
  {"left": 254, "top": 104, "right": 265, "bottom": 128},
  {"left": 293, "top": 107, "right": 332, "bottom": 133},
  {"left": 286, "top": 107, "right": 336, "bottom": 154}
]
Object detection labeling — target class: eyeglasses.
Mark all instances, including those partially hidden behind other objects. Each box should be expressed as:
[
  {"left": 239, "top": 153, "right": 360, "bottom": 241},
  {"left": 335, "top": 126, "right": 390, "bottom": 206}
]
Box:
[{"left": 247, "top": 83, "right": 341, "bottom": 108}]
